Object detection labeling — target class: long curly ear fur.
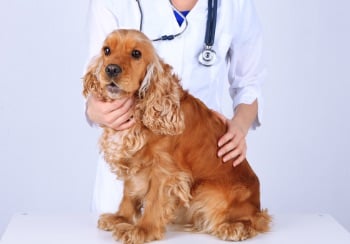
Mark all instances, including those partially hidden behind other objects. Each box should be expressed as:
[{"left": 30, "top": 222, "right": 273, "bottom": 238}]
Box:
[
  {"left": 82, "top": 55, "right": 104, "bottom": 100},
  {"left": 137, "top": 58, "right": 185, "bottom": 135}
]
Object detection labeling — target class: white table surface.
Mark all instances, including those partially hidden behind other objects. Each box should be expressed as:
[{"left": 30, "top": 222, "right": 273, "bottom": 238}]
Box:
[{"left": 1, "top": 213, "right": 350, "bottom": 244}]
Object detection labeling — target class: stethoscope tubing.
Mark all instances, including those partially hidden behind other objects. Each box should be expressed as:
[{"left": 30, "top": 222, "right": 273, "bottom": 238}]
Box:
[
  {"left": 205, "top": 0, "right": 218, "bottom": 47},
  {"left": 135, "top": 0, "right": 218, "bottom": 65}
]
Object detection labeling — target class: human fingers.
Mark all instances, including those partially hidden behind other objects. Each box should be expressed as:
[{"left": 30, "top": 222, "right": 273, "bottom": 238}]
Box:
[
  {"left": 108, "top": 108, "right": 135, "bottom": 130},
  {"left": 108, "top": 97, "right": 132, "bottom": 112},
  {"left": 232, "top": 151, "right": 247, "bottom": 167},
  {"left": 112, "top": 116, "right": 135, "bottom": 131},
  {"left": 218, "top": 120, "right": 247, "bottom": 161},
  {"left": 86, "top": 95, "right": 134, "bottom": 127},
  {"left": 218, "top": 132, "right": 244, "bottom": 160},
  {"left": 217, "top": 125, "right": 244, "bottom": 155},
  {"left": 217, "top": 129, "right": 233, "bottom": 149},
  {"left": 222, "top": 140, "right": 247, "bottom": 165},
  {"left": 103, "top": 98, "right": 134, "bottom": 126}
]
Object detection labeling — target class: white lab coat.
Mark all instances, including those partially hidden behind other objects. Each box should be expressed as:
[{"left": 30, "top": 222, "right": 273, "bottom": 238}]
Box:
[{"left": 87, "top": 0, "right": 265, "bottom": 213}]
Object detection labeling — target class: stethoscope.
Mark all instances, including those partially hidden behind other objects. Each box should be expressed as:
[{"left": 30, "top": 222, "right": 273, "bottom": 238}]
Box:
[{"left": 136, "top": 0, "right": 218, "bottom": 66}]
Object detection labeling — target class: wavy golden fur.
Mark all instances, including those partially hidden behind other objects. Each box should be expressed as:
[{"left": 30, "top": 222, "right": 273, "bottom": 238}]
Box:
[{"left": 83, "top": 29, "right": 270, "bottom": 244}]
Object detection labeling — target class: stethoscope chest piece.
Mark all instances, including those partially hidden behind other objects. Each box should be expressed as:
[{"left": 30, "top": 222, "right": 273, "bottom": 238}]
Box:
[{"left": 198, "top": 46, "right": 216, "bottom": 66}]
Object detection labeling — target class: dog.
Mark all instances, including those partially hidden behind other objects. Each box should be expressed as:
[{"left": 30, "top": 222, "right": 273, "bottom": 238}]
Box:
[{"left": 83, "top": 29, "right": 270, "bottom": 244}]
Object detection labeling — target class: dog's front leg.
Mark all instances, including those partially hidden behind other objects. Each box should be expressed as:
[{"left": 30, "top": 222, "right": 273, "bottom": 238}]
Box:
[
  {"left": 112, "top": 176, "right": 169, "bottom": 244},
  {"left": 98, "top": 186, "right": 142, "bottom": 232}
]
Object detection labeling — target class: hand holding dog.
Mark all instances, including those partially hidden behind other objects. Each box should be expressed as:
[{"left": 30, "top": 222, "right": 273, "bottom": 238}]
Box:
[
  {"left": 217, "top": 119, "right": 247, "bottom": 167},
  {"left": 217, "top": 100, "right": 258, "bottom": 167},
  {"left": 86, "top": 95, "right": 135, "bottom": 130}
]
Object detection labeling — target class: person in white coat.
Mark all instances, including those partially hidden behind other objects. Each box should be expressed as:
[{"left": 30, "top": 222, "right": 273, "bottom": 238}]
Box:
[{"left": 85, "top": 0, "right": 265, "bottom": 213}]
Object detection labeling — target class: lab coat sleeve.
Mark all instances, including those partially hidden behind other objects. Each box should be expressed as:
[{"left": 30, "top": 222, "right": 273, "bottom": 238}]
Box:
[{"left": 228, "top": 0, "right": 265, "bottom": 129}]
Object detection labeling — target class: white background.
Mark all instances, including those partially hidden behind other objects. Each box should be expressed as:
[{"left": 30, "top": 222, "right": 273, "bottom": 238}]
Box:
[{"left": 0, "top": 0, "right": 349, "bottom": 237}]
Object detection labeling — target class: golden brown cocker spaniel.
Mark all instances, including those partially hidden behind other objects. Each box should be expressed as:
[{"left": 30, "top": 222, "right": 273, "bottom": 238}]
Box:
[{"left": 83, "top": 29, "right": 270, "bottom": 244}]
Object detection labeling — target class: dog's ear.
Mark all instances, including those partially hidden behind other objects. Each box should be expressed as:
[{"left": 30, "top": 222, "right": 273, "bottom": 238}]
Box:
[
  {"left": 138, "top": 59, "right": 185, "bottom": 135},
  {"left": 82, "top": 55, "right": 103, "bottom": 98}
]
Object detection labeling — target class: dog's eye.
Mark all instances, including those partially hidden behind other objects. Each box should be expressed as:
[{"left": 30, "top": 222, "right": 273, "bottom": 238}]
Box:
[
  {"left": 103, "top": 47, "right": 111, "bottom": 56},
  {"left": 131, "top": 49, "right": 142, "bottom": 59}
]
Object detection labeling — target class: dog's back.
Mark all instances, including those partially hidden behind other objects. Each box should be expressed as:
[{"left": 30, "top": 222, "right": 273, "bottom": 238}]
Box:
[{"left": 168, "top": 92, "right": 270, "bottom": 240}]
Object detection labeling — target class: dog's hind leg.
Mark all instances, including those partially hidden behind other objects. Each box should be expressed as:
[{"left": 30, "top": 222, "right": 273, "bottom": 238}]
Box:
[
  {"left": 211, "top": 209, "right": 271, "bottom": 241},
  {"left": 187, "top": 181, "right": 270, "bottom": 241}
]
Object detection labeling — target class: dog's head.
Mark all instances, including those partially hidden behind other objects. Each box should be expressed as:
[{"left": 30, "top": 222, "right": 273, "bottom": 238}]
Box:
[
  {"left": 83, "top": 29, "right": 184, "bottom": 135},
  {"left": 83, "top": 29, "right": 161, "bottom": 100}
]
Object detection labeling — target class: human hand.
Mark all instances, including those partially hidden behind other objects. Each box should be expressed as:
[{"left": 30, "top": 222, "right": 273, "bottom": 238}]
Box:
[
  {"left": 216, "top": 114, "right": 247, "bottom": 167},
  {"left": 86, "top": 95, "right": 135, "bottom": 130}
]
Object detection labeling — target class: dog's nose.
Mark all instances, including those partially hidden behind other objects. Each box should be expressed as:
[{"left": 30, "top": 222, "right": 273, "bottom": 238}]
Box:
[{"left": 105, "top": 64, "right": 122, "bottom": 77}]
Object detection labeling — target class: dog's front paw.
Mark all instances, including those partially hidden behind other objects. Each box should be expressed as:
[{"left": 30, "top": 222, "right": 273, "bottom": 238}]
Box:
[
  {"left": 112, "top": 223, "right": 145, "bottom": 244},
  {"left": 98, "top": 213, "right": 129, "bottom": 231},
  {"left": 112, "top": 223, "right": 164, "bottom": 244}
]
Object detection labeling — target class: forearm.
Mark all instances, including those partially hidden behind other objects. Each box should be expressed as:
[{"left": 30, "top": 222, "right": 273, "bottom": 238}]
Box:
[{"left": 230, "top": 99, "right": 258, "bottom": 136}]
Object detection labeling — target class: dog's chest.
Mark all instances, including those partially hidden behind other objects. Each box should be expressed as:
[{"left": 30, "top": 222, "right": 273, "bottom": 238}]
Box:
[
  {"left": 101, "top": 130, "right": 126, "bottom": 160},
  {"left": 100, "top": 127, "right": 148, "bottom": 175}
]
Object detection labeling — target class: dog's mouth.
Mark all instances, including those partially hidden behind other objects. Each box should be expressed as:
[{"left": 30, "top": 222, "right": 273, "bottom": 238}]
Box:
[
  {"left": 106, "top": 82, "right": 121, "bottom": 94},
  {"left": 105, "top": 81, "right": 130, "bottom": 100}
]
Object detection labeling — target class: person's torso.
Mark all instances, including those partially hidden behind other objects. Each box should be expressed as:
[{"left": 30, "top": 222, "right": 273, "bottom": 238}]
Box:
[{"left": 104, "top": 0, "right": 241, "bottom": 117}]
